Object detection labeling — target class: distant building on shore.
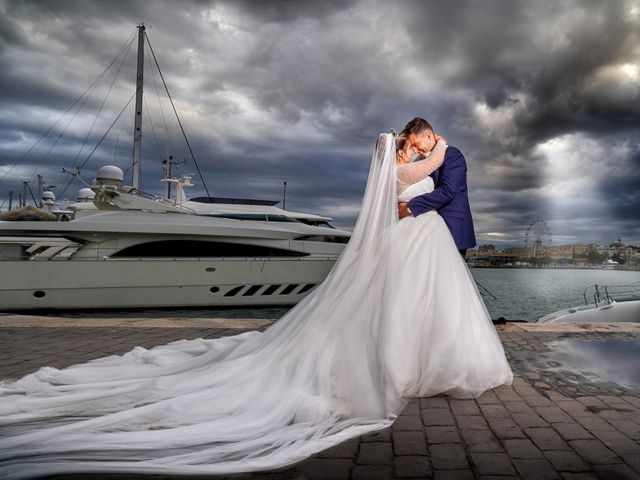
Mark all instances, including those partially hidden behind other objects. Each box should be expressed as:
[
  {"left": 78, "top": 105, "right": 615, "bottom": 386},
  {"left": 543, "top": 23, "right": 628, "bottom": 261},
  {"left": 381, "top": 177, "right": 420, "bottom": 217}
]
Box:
[{"left": 466, "top": 238, "right": 640, "bottom": 269}]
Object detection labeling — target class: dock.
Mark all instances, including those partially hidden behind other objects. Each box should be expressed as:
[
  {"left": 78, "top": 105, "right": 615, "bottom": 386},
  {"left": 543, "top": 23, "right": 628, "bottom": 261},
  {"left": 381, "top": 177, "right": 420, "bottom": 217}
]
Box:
[{"left": 1, "top": 315, "right": 639, "bottom": 479}]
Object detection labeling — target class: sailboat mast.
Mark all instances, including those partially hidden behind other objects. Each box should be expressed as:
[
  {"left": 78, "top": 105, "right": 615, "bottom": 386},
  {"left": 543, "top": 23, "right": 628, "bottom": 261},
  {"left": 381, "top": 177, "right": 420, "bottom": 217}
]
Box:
[{"left": 132, "top": 24, "right": 145, "bottom": 190}]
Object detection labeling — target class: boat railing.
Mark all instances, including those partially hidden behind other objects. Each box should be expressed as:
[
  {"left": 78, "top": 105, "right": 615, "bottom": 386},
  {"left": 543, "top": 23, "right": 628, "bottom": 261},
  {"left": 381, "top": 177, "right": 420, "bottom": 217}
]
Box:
[
  {"left": 584, "top": 281, "right": 640, "bottom": 307},
  {"left": 123, "top": 188, "right": 197, "bottom": 214}
]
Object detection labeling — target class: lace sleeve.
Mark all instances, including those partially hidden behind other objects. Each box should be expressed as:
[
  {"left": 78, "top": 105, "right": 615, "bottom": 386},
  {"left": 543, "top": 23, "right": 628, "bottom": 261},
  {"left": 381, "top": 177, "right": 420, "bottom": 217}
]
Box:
[{"left": 396, "top": 140, "right": 447, "bottom": 186}]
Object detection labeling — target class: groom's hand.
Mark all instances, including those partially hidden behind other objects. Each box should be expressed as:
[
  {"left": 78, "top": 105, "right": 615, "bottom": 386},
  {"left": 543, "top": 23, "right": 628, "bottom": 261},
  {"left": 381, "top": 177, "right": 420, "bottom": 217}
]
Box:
[{"left": 398, "top": 202, "right": 412, "bottom": 219}]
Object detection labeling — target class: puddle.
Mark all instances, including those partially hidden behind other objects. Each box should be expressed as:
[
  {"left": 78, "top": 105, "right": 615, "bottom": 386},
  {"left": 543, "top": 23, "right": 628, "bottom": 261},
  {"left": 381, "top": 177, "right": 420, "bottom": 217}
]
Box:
[{"left": 544, "top": 337, "right": 640, "bottom": 392}]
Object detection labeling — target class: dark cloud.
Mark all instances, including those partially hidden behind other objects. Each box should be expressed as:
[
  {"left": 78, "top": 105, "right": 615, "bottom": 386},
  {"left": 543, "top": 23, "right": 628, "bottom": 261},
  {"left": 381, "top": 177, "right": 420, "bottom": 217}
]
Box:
[
  {"left": 0, "top": 0, "right": 638, "bottom": 246},
  {"left": 231, "top": 0, "right": 356, "bottom": 23}
]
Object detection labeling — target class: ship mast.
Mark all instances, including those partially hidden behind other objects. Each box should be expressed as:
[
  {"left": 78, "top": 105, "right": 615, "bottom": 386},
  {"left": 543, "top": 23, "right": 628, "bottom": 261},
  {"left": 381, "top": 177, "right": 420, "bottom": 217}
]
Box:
[{"left": 132, "top": 24, "right": 145, "bottom": 190}]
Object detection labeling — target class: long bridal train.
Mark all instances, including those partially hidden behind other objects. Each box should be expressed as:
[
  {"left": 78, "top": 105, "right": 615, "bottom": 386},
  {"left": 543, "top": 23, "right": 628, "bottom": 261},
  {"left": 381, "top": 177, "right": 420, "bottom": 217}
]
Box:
[{"left": 0, "top": 134, "right": 512, "bottom": 479}]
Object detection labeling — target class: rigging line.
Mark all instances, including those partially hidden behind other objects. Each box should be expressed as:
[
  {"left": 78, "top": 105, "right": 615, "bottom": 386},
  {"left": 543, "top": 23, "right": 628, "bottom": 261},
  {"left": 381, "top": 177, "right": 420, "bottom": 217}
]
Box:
[
  {"left": 144, "top": 31, "right": 211, "bottom": 199},
  {"left": 61, "top": 33, "right": 135, "bottom": 186},
  {"left": 122, "top": 146, "right": 134, "bottom": 174},
  {"left": 34, "top": 32, "right": 134, "bottom": 185},
  {"left": 0, "top": 29, "right": 138, "bottom": 188},
  {"left": 38, "top": 76, "right": 107, "bottom": 194},
  {"left": 144, "top": 98, "right": 164, "bottom": 165},
  {"left": 146, "top": 41, "right": 173, "bottom": 155},
  {"left": 142, "top": 43, "right": 165, "bottom": 162},
  {"left": 26, "top": 182, "right": 39, "bottom": 206},
  {"left": 35, "top": 66, "right": 112, "bottom": 193},
  {"left": 59, "top": 35, "right": 136, "bottom": 197},
  {"left": 31, "top": 69, "right": 108, "bottom": 183},
  {"left": 76, "top": 92, "right": 137, "bottom": 172},
  {"left": 475, "top": 279, "right": 498, "bottom": 300},
  {"left": 58, "top": 33, "right": 136, "bottom": 194}
]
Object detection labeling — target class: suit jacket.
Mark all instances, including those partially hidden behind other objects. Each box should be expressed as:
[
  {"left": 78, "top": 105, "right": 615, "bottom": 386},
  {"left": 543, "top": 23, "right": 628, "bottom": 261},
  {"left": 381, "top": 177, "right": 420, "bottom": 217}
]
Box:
[{"left": 407, "top": 146, "right": 477, "bottom": 250}]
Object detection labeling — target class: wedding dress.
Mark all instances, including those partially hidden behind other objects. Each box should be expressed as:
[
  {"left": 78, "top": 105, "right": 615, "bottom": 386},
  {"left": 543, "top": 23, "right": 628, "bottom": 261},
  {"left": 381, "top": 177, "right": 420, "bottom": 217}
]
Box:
[{"left": 0, "top": 133, "right": 512, "bottom": 479}]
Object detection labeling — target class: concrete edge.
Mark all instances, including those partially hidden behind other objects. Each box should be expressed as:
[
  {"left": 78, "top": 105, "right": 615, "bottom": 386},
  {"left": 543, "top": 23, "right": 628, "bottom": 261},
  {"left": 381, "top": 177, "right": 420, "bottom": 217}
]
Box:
[
  {"left": 0, "top": 314, "right": 274, "bottom": 329},
  {"left": 0, "top": 313, "right": 638, "bottom": 333}
]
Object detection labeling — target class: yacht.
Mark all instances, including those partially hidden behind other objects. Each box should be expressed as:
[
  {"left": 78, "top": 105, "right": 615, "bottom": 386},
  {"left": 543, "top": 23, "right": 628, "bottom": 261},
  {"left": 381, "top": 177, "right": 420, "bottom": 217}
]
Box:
[
  {"left": 0, "top": 26, "right": 350, "bottom": 311},
  {"left": 0, "top": 167, "right": 349, "bottom": 310}
]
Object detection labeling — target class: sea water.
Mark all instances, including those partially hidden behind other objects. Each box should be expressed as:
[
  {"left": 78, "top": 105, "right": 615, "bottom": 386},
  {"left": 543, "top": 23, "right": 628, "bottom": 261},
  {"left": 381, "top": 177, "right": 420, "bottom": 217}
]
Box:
[
  {"left": 470, "top": 268, "right": 640, "bottom": 321},
  {"left": 45, "top": 268, "right": 640, "bottom": 323}
]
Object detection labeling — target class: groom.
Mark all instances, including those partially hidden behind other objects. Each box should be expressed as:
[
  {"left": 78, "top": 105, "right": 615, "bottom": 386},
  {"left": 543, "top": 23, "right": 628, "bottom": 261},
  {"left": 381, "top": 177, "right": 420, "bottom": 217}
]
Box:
[{"left": 397, "top": 117, "right": 476, "bottom": 257}]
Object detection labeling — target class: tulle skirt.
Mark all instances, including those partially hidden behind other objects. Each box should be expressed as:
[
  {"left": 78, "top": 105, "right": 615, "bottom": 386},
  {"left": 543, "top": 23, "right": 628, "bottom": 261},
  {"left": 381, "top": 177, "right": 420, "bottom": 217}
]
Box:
[
  {"left": 382, "top": 211, "right": 513, "bottom": 397},
  {"left": 0, "top": 211, "right": 512, "bottom": 479}
]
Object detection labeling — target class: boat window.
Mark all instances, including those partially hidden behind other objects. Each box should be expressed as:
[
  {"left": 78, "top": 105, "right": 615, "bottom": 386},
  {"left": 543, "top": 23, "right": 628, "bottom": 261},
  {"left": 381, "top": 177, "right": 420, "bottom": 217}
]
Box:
[
  {"left": 294, "top": 235, "right": 350, "bottom": 244},
  {"left": 296, "top": 220, "right": 335, "bottom": 229},
  {"left": 111, "top": 240, "right": 308, "bottom": 258},
  {"left": 0, "top": 244, "right": 26, "bottom": 259},
  {"left": 58, "top": 246, "right": 81, "bottom": 258},
  {"left": 298, "top": 283, "right": 317, "bottom": 294},
  {"left": 262, "top": 284, "right": 282, "bottom": 296},
  {"left": 190, "top": 197, "right": 278, "bottom": 206},
  {"left": 205, "top": 213, "right": 299, "bottom": 223},
  {"left": 266, "top": 214, "right": 299, "bottom": 223},
  {"left": 206, "top": 214, "right": 268, "bottom": 221},
  {"left": 224, "top": 286, "right": 245, "bottom": 297},
  {"left": 27, "top": 245, "right": 50, "bottom": 256},
  {"left": 280, "top": 284, "right": 300, "bottom": 295},
  {"left": 243, "top": 285, "right": 262, "bottom": 296}
]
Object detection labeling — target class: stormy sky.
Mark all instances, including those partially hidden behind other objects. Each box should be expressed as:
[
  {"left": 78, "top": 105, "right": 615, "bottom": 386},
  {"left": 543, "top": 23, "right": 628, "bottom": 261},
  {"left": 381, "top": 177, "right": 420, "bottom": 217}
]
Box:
[{"left": 0, "top": 0, "right": 638, "bottom": 247}]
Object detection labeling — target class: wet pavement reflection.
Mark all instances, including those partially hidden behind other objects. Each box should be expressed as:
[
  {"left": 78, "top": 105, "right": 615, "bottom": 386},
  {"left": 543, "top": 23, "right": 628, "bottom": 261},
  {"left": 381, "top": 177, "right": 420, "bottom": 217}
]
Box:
[{"left": 544, "top": 337, "right": 640, "bottom": 392}]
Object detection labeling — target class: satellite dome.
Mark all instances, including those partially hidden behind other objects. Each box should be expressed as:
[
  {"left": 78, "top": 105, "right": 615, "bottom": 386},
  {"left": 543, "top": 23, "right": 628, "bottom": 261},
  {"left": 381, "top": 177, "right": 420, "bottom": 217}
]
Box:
[
  {"left": 77, "top": 188, "right": 96, "bottom": 202},
  {"left": 95, "top": 165, "right": 124, "bottom": 186},
  {"left": 41, "top": 190, "right": 56, "bottom": 202}
]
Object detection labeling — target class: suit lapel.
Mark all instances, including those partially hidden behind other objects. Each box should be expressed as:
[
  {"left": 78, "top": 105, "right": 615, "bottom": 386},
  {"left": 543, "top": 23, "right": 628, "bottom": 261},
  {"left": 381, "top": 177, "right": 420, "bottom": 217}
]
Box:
[
  {"left": 430, "top": 168, "right": 440, "bottom": 185},
  {"left": 431, "top": 148, "right": 450, "bottom": 185}
]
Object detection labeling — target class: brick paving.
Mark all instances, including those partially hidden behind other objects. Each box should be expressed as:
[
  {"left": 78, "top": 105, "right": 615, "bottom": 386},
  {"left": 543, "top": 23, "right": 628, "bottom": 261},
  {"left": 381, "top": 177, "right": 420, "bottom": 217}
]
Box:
[{"left": 0, "top": 322, "right": 639, "bottom": 479}]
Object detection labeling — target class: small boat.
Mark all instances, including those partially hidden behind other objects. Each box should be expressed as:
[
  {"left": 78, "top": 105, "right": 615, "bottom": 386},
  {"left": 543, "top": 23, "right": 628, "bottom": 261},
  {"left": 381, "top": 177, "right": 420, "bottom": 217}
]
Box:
[
  {"left": 537, "top": 282, "right": 640, "bottom": 323},
  {"left": 601, "top": 259, "right": 620, "bottom": 270},
  {"left": 537, "top": 301, "right": 640, "bottom": 323}
]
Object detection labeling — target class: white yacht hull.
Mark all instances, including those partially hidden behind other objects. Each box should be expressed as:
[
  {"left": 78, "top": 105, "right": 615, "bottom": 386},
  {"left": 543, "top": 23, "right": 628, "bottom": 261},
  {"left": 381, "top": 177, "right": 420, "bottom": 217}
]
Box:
[
  {"left": 537, "top": 300, "right": 640, "bottom": 324},
  {"left": 0, "top": 257, "right": 334, "bottom": 310}
]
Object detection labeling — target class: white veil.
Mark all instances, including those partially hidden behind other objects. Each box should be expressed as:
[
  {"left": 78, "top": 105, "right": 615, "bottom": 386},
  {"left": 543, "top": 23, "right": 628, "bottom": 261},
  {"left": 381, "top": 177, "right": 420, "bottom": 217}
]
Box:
[{"left": 0, "top": 133, "right": 403, "bottom": 479}]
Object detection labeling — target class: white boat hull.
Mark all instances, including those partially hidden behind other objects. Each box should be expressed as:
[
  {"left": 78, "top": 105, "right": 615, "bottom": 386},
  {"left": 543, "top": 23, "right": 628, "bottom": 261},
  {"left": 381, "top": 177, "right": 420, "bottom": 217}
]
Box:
[
  {"left": 537, "top": 300, "right": 640, "bottom": 324},
  {"left": 0, "top": 258, "right": 334, "bottom": 310}
]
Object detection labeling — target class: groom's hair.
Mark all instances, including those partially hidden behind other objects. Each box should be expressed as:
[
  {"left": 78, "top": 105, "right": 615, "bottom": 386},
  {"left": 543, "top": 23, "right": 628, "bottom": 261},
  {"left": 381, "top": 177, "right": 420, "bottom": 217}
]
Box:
[{"left": 402, "top": 117, "right": 434, "bottom": 135}]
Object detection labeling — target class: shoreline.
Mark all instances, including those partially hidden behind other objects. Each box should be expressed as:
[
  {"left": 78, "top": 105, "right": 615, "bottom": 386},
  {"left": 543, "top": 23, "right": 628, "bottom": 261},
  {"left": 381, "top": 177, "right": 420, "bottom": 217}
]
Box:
[{"left": 467, "top": 265, "right": 640, "bottom": 272}]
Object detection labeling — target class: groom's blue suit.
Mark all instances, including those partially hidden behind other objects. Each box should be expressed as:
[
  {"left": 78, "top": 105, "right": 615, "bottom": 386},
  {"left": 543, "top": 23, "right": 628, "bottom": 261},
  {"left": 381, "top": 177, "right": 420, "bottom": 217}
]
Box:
[{"left": 407, "top": 146, "right": 477, "bottom": 251}]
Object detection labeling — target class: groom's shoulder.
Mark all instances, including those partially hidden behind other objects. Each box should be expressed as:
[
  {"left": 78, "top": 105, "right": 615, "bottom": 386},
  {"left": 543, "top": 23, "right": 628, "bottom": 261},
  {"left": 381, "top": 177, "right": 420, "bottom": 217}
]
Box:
[{"left": 445, "top": 145, "right": 466, "bottom": 162}]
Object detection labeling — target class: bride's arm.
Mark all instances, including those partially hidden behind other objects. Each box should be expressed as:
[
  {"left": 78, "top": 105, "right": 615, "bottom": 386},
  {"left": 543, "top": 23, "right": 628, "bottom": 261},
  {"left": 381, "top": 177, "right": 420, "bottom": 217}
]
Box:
[{"left": 396, "top": 140, "right": 447, "bottom": 185}]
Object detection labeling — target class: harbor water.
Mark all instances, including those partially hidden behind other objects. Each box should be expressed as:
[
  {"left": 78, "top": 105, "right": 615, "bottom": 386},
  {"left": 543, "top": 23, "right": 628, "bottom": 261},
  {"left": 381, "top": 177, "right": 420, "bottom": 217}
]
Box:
[
  {"left": 33, "top": 268, "right": 640, "bottom": 323},
  {"left": 470, "top": 268, "right": 640, "bottom": 321}
]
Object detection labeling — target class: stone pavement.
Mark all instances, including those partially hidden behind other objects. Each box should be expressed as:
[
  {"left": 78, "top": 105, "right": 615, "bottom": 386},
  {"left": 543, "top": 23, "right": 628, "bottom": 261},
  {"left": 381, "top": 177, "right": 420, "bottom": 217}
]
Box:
[{"left": 0, "top": 317, "right": 639, "bottom": 480}]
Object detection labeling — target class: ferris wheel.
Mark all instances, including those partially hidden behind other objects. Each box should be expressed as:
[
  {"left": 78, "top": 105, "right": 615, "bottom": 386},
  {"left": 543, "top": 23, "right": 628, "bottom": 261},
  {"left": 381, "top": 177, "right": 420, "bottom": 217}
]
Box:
[{"left": 524, "top": 219, "right": 552, "bottom": 258}]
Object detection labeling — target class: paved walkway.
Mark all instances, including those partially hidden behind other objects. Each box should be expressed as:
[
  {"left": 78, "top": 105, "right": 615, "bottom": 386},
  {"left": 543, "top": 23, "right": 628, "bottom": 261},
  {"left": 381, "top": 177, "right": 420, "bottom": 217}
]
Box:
[{"left": 0, "top": 317, "right": 639, "bottom": 479}]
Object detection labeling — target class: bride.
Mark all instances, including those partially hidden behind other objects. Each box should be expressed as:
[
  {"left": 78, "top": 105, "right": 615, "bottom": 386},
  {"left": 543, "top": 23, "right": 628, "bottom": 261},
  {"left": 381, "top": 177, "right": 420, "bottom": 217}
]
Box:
[{"left": 0, "top": 132, "right": 513, "bottom": 479}]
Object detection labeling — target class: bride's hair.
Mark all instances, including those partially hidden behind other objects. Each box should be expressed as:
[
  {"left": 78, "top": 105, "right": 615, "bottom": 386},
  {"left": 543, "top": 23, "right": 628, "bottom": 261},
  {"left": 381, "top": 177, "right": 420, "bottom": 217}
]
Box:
[{"left": 395, "top": 133, "right": 409, "bottom": 154}]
